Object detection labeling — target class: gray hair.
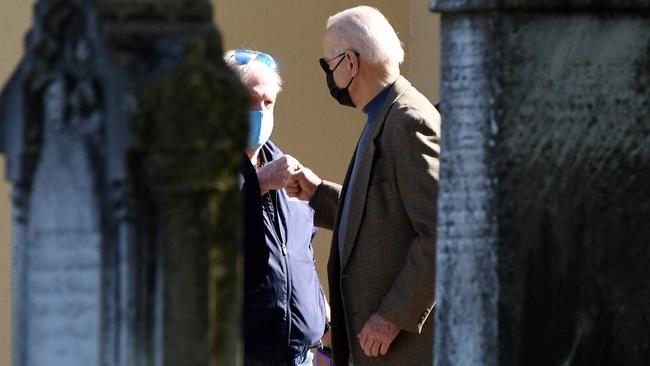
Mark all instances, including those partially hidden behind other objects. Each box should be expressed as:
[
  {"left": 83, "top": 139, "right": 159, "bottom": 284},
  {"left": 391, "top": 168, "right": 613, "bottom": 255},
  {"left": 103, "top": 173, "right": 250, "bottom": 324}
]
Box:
[
  {"left": 326, "top": 6, "right": 404, "bottom": 65},
  {"left": 223, "top": 49, "right": 282, "bottom": 90}
]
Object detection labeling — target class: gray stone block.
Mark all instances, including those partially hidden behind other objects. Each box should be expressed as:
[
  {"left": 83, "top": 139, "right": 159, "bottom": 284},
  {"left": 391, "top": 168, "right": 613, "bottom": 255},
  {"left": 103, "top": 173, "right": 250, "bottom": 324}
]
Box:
[
  {"left": 430, "top": 0, "right": 650, "bottom": 12},
  {"left": 435, "top": 6, "right": 650, "bottom": 366}
]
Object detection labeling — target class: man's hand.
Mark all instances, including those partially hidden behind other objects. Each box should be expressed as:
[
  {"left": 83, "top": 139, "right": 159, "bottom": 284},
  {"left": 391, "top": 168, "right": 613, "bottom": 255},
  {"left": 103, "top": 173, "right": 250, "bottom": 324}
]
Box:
[
  {"left": 358, "top": 313, "right": 400, "bottom": 357},
  {"left": 320, "top": 292, "right": 332, "bottom": 348},
  {"left": 286, "top": 167, "right": 322, "bottom": 201},
  {"left": 323, "top": 293, "right": 331, "bottom": 323},
  {"left": 321, "top": 328, "right": 332, "bottom": 349},
  {"left": 257, "top": 155, "right": 301, "bottom": 195}
]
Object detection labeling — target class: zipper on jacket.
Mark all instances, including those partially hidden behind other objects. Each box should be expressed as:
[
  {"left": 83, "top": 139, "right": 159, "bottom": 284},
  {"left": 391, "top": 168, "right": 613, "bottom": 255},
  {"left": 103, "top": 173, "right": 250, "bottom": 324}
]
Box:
[
  {"left": 283, "top": 241, "right": 293, "bottom": 358},
  {"left": 271, "top": 190, "right": 293, "bottom": 355}
]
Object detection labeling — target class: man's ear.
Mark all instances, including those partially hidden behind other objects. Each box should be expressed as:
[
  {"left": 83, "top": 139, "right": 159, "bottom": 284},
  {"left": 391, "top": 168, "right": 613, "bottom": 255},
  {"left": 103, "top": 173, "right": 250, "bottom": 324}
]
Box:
[{"left": 347, "top": 51, "right": 359, "bottom": 74}]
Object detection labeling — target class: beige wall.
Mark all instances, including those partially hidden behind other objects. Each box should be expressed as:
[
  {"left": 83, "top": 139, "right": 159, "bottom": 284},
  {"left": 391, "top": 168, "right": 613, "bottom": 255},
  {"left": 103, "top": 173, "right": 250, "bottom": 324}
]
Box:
[
  {"left": 0, "top": 1, "right": 34, "bottom": 364},
  {"left": 409, "top": 0, "right": 441, "bottom": 104},
  {"left": 215, "top": 0, "right": 440, "bottom": 298},
  {"left": 0, "top": 1, "right": 439, "bottom": 363}
]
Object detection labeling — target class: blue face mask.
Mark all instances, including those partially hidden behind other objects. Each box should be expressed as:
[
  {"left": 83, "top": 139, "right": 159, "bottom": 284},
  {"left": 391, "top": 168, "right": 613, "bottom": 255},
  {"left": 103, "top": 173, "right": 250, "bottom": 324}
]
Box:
[{"left": 248, "top": 110, "right": 274, "bottom": 150}]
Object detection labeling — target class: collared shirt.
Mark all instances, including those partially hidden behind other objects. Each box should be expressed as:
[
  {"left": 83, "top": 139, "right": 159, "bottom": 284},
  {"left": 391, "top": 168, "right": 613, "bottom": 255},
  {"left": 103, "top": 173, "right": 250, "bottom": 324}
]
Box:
[{"left": 337, "top": 83, "right": 394, "bottom": 262}]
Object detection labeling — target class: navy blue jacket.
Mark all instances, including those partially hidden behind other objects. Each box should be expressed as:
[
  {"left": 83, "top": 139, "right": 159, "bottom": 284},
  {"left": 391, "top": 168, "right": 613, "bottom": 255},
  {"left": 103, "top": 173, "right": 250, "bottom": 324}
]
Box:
[{"left": 241, "top": 141, "right": 326, "bottom": 362}]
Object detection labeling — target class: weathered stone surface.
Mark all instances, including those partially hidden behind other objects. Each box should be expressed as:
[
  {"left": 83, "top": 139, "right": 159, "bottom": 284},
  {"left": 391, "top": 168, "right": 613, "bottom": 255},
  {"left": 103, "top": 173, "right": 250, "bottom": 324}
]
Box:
[
  {"left": 25, "top": 76, "right": 104, "bottom": 365},
  {"left": 430, "top": 0, "right": 650, "bottom": 11},
  {"left": 434, "top": 13, "right": 500, "bottom": 366},
  {"left": 435, "top": 7, "right": 650, "bottom": 366},
  {"left": 0, "top": 0, "right": 247, "bottom": 365}
]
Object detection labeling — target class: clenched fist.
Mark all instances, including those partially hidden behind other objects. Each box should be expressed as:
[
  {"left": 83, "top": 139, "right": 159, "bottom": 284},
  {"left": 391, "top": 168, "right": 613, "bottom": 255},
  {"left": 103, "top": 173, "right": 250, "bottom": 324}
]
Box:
[
  {"left": 286, "top": 167, "right": 322, "bottom": 201},
  {"left": 257, "top": 155, "right": 301, "bottom": 195}
]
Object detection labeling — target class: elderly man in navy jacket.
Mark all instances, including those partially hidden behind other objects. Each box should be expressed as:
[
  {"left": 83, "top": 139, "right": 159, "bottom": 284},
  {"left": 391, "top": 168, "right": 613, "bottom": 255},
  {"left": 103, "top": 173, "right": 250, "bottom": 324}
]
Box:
[{"left": 225, "top": 49, "right": 328, "bottom": 366}]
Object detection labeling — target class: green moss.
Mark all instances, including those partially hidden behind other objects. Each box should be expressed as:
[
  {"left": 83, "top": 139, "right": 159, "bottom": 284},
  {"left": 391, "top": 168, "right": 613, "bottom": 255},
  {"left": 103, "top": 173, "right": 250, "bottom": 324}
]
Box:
[{"left": 124, "top": 16, "right": 247, "bottom": 365}]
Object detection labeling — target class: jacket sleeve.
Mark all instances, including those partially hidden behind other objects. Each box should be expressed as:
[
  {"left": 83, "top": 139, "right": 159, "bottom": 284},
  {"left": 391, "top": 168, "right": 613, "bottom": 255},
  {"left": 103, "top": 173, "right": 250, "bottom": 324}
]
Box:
[
  {"left": 376, "top": 112, "right": 440, "bottom": 334},
  {"left": 309, "top": 180, "right": 341, "bottom": 230}
]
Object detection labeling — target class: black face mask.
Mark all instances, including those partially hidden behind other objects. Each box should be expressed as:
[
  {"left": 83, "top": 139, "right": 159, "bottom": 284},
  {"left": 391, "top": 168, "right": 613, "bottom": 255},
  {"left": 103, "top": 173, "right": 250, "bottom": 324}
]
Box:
[{"left": 319, "top": 52, "right": 356, "bottom": 108}]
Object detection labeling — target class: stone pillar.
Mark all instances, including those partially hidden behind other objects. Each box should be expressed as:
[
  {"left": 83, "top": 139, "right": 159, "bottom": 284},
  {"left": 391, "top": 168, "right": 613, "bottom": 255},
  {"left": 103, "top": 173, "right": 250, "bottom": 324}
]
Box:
[
  {"left": 432, "top": 1, "right": 650, "bottom": 365},
  {"left": 0, "top": 0, "right": 248, "bottom": 365}
]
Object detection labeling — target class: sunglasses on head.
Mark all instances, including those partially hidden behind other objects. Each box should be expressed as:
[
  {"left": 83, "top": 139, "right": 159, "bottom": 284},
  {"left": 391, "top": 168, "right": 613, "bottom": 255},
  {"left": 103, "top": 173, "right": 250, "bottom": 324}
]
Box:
[{"left": 233, "top": 49, "right": 278, "bottom": 70}]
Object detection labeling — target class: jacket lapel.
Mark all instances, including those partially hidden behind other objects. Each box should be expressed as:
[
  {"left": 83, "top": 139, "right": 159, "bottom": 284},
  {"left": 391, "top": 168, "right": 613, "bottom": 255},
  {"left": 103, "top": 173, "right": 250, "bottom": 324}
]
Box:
[{"left": 339, "top": 76, "right": 412, "bottom": 270}]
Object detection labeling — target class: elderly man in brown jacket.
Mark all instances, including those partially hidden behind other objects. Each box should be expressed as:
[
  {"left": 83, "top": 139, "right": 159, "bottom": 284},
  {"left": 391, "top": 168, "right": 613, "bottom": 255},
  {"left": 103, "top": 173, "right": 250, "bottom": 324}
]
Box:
[{"left": 287, "top": 6, "right": 440, "bottom": 366}]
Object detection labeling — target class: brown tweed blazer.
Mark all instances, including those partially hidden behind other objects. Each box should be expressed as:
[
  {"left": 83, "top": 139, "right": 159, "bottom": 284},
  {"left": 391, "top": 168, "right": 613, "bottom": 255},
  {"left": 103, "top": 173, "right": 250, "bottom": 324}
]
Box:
[{"left": 310, "top": 76, "right": 440, "bottom": 366}]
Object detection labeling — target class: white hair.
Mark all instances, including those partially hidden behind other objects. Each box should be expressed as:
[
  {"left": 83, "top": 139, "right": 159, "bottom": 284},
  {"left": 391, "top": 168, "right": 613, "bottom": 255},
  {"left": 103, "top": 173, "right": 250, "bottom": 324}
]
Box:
[
  {"left": 326, "top": 6, "right": 404, "bottom": 65},
  {"left": 223, "top": 49, "right": 282, "bottom": 90}
]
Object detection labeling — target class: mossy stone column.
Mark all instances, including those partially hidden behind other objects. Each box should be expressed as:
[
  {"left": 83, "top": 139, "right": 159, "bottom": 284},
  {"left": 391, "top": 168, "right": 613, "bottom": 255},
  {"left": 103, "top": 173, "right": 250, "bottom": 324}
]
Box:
[{"left": 0, "top": 0, "right": 247, "bottom": 365}]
